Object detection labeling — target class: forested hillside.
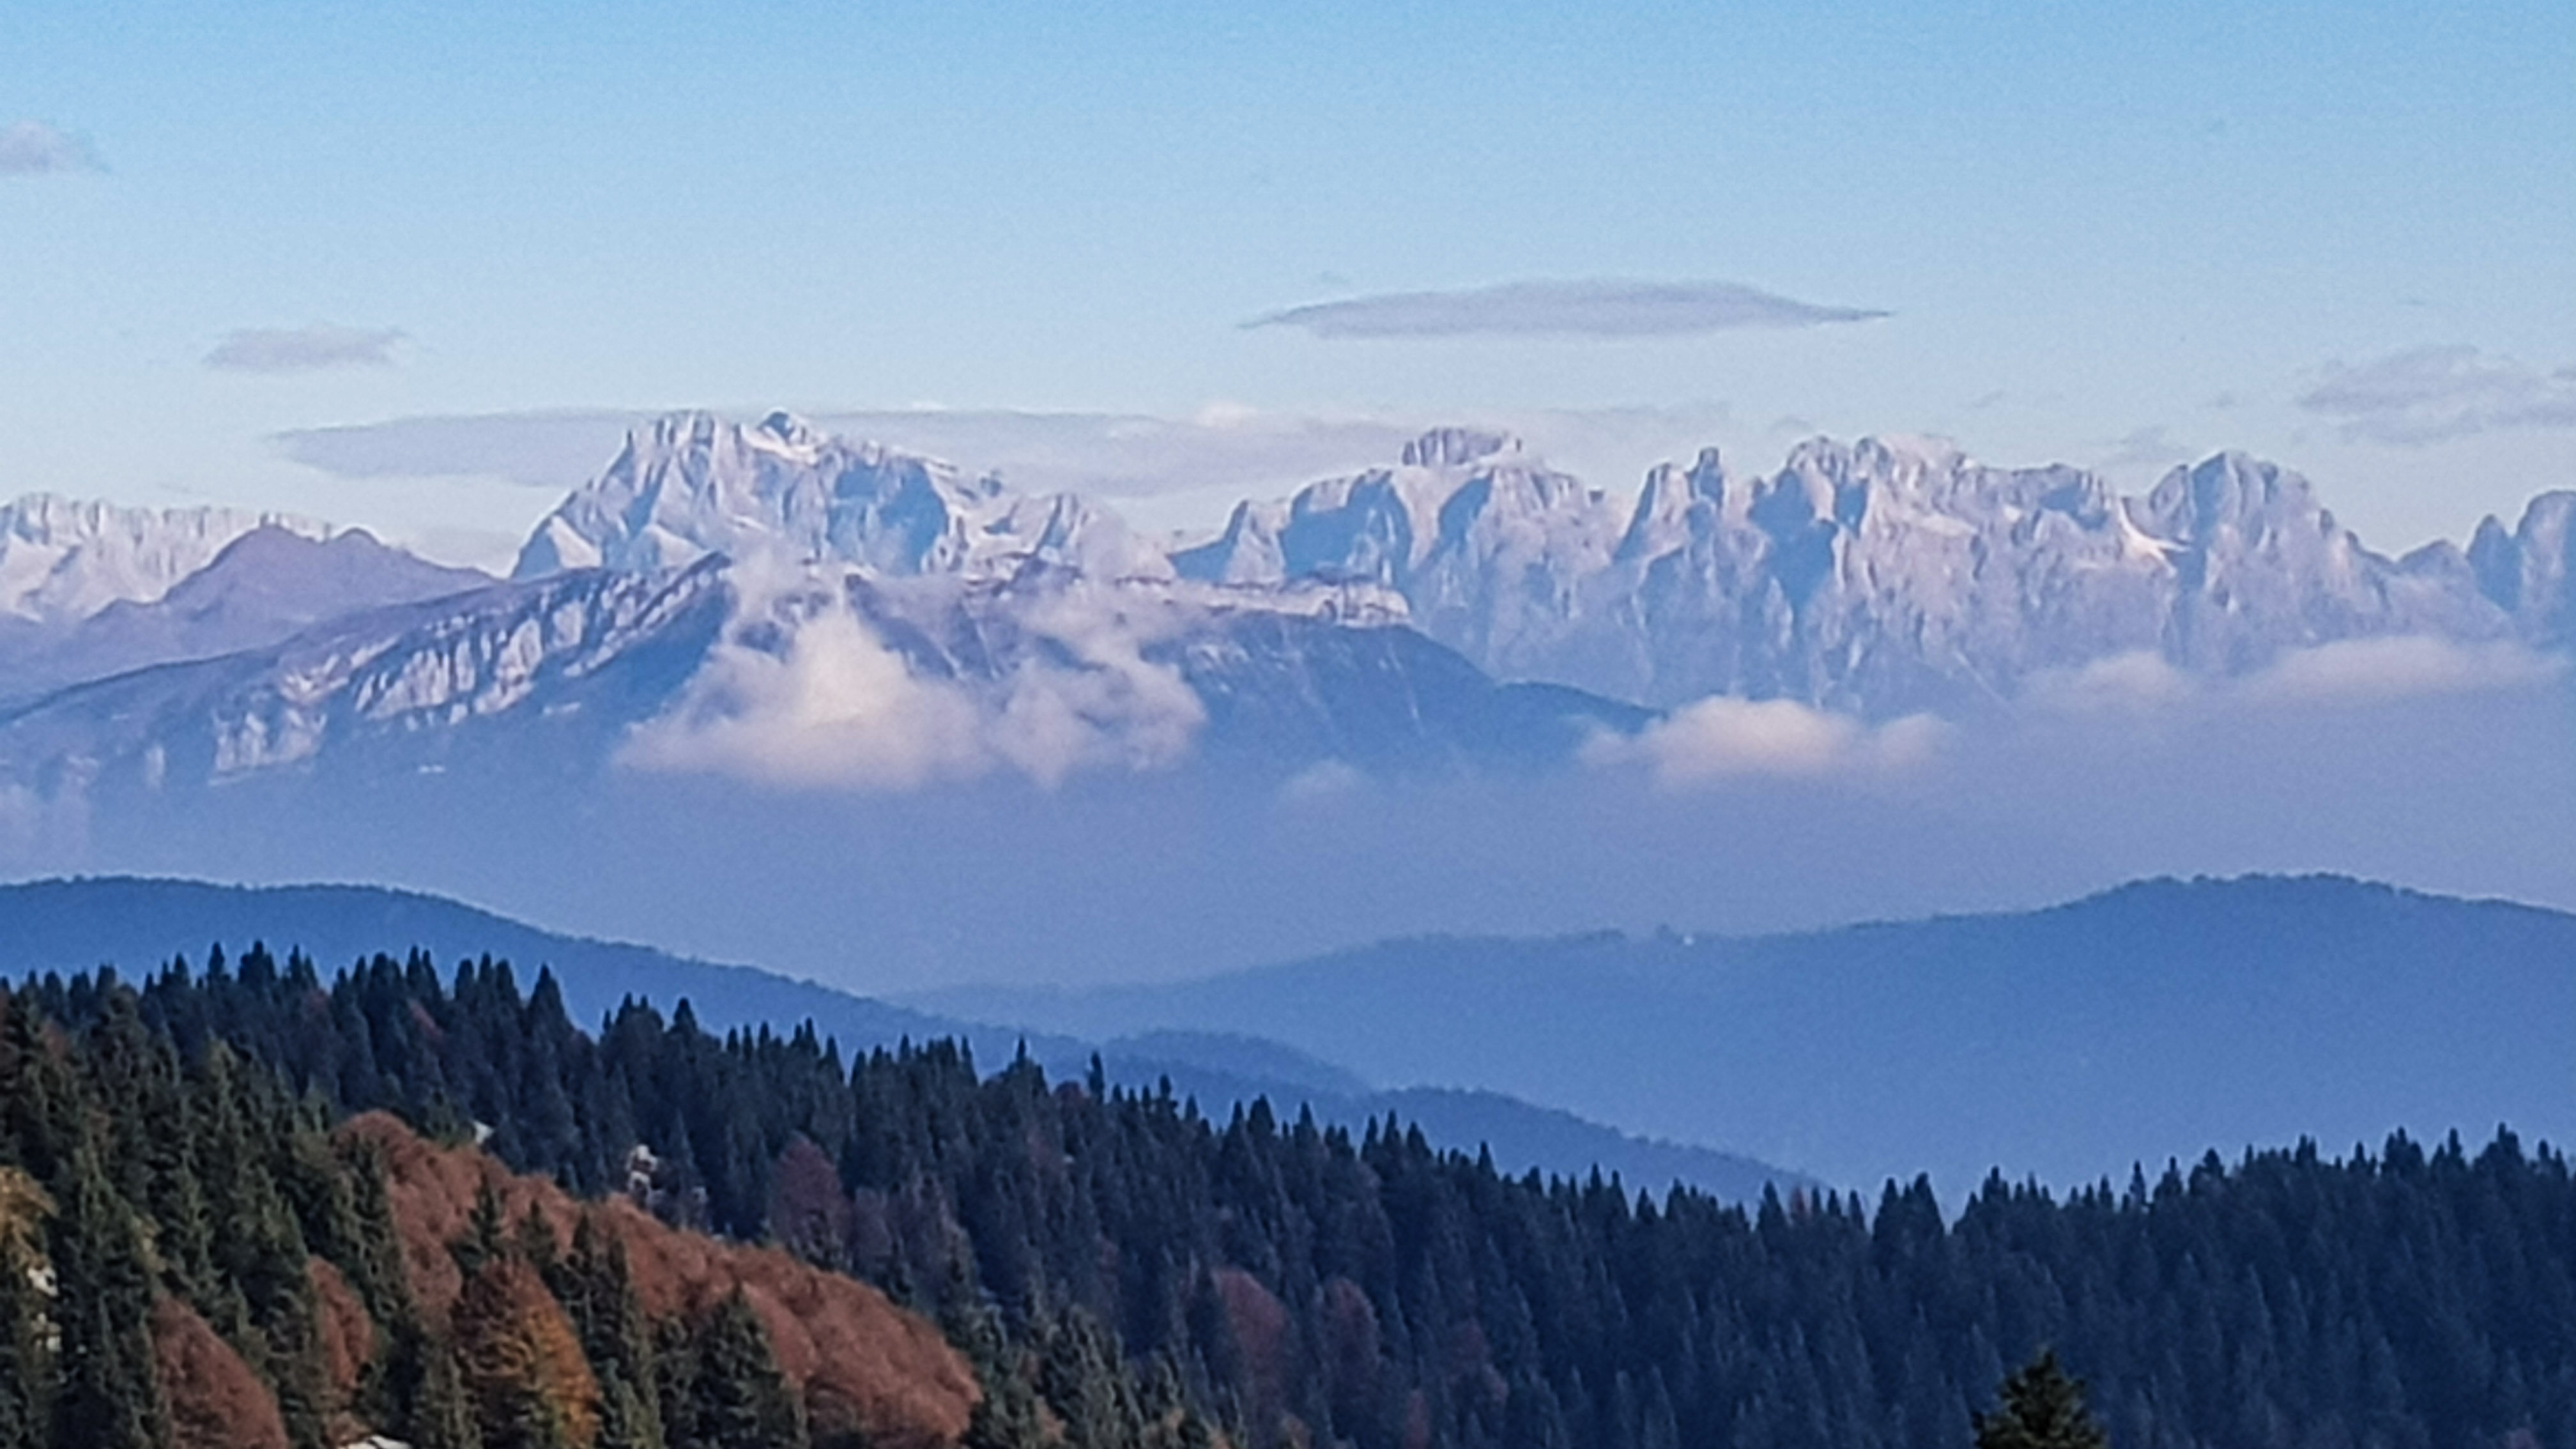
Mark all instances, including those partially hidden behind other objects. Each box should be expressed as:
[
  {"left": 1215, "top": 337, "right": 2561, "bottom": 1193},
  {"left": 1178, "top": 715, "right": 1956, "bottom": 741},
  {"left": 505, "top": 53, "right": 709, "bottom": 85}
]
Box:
[
  {"left": 7, "top": 946, "right": 2574, "bottom": 1449},
  {"left": 0, "top": 974, "right": 1008, "bottom": 1449}
]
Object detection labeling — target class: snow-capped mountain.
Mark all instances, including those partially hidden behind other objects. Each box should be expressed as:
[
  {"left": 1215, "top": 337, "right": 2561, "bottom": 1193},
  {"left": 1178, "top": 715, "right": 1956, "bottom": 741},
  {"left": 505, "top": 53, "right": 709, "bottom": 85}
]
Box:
[
  {"left": 514, "top": 410, "right": 1161, "bottom": 583},
  {"left": 1179, "top": 433, "right": 2540, "bottom": 714},
  {"left": 0, "top": 493, "right": 329, "bottom": 625},
  {"left": 0, "top": 527, "right": 491, "bottom": 705}
]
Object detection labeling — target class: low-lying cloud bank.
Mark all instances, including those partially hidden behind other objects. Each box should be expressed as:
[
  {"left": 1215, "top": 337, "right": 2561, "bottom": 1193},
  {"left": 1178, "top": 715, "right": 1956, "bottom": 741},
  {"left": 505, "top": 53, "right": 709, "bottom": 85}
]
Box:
[
  {"left": 2027, "top": 636, "right": 2564, "bottom": 716},
  {"left": 1584, "top": 698, "right": 1943, "bottom": 786}
]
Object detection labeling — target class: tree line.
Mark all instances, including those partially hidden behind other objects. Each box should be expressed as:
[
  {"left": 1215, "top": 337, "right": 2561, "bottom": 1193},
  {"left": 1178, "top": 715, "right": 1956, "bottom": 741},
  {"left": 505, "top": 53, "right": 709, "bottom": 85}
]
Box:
[{"left": 13, "top": 944, "right": 2575, "bottom": 1449}]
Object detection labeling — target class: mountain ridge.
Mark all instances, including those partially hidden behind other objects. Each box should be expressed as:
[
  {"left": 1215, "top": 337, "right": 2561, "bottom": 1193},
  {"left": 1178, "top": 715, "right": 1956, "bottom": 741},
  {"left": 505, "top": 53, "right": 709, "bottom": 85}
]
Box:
[
  {"left": 912, "top": 871, "right": 2576, "bottom": 1195},
  {"left": 0, "top": 873, "right": 1805, "bottom": 1201}
]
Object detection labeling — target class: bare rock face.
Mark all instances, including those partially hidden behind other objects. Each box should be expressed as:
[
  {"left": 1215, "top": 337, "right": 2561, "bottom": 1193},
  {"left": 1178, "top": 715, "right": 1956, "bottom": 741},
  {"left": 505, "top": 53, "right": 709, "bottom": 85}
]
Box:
[
  {"left": 2472, "top": 490, "right": 2576, "bottom": 648},
  {"left": 1180, "top": 431, "right": 2532, "bottom": 715}
]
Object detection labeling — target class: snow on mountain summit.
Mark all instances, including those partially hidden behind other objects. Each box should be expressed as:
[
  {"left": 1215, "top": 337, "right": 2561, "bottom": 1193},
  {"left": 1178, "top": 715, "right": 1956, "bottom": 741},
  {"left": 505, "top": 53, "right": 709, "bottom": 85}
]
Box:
[
  {"left": 514, "top": 414, "right": 2568, "bottom": 717},
  {"left": 512, "top": 410, "right": 1157, "bottom": 583}
]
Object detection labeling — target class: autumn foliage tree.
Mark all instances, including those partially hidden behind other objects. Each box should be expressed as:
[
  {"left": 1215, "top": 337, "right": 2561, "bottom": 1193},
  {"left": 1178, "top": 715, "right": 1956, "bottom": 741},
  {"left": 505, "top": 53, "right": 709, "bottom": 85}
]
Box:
[{"left": 453, "top": 1254, "right": 603, "bottom": 1449}]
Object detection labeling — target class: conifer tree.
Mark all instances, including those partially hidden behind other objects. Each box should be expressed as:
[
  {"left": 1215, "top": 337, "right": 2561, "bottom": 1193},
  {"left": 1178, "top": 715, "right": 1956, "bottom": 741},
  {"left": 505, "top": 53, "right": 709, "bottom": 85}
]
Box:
[
  {"left": 402, "top": 1323, "right": 485, "bottom": 1449},
  {"left": 564, "top": 1215, "right": 665, "bottom": 1449},
  {"left": 46, "top": 1136, "right": 165, "bottom": 1449},
  {"left": 453, "top": 1256, "right": 601, "bottom": 1449},
  {"left": 682, "top": 1290, "right": 805, "bottom": 1449},
  {"left": 0, "top": 1169, "right": 50, "bottom": 1449},
  {"left": 1974, "top": 1350, "right": 2110, "bottom": 1449}
]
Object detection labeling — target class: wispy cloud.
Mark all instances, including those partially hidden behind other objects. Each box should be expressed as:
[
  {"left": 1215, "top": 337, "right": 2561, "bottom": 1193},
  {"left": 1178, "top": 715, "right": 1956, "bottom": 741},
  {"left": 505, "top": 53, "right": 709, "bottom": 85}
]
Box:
[
  {"left": 2296, "top": 345, "right": 2576, "bottom": 445},
  {"left": 0, "top": 120, "right": 102, "bottom": 175},
  {"left": 2100, "top": 424, "right": 2194, "bottom": 470},
  {"left": 269, "top": 404, "right": 1747, "bottom": 526},
  {"left": 206, "top": 325, "right": 406, "bottom": 374},
  {"left": 1246, "top": 279, "right": 1889, "bottom": 340}
]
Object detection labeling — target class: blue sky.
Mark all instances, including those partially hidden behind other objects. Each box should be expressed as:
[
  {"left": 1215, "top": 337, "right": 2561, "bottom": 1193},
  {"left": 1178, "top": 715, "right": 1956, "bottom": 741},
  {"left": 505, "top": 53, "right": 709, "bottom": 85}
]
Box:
[{"left": 4, "top": 0, "right": 2571, "bottom": 566}]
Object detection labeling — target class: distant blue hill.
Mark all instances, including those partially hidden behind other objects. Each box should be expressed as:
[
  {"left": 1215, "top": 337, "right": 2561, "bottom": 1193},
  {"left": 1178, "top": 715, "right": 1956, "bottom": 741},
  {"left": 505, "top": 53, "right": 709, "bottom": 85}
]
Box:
[
  {"left": 0, "top": 875, "right": 1805, "bottom": 1203},
  {"left": 915, "top": 875, "right": 2576, "bottom": 1195}
]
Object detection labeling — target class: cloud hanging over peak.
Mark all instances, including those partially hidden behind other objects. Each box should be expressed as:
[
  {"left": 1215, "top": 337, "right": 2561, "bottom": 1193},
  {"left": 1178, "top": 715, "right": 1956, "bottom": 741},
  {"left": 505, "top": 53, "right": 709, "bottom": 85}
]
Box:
[
  {"left": 2296, "top": 345, "right": 2576, "bottom": 445},
  {"left": 1246, "top": 279, "right": 1890, "bottom": 340},
  {"left": 619, "top": 569, "right": 1206, "bottom": 793},
  {"left": 206, "top": 325, "right": 406, "bottom": 374},
  {"left": 0, "top": 121, "right": 102, "bottom": 176}
]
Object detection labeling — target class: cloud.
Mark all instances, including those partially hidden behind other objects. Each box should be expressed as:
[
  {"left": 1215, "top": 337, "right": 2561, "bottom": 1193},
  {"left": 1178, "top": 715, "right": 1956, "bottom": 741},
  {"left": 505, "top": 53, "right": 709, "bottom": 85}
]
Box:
[
  {"left": 2234, "top": 636, "right": 2563, "bottom": 708},
  {"left": 277, "top": 407, "right": 1423, "bottom": 499},
  {"left": 0, "top": 121, "right": 102, "bottom": 175},
  {"left": 2025, "top": 636, "right": 2563, "bottom": 717},
  {"left": 620, "top": 601, "right": 990, "bottom": 791},
  {"left": 2100, "top": 424, "right": 2194, "bottom": 470},
  {"left": 206, "top": 325, "right": 406, "bottom": 374},
  {"left": 1584, "top": 697, "right": 1943, "bottom": 786},
  {"left": 2020, "top": 652, "right": 2199, "bottom": 716},
  {"left": 1245, "top": 279, "right": 1889, "bottom": 339},
  {"left": 268, "top": 403, "right": 1747, "bottom": 537},
  {"left": 620, "top": 569, "right": 1205, "bottom": 792},
  {"left": 2296, "top": 345, "right": 2576, "bottom": 445}
]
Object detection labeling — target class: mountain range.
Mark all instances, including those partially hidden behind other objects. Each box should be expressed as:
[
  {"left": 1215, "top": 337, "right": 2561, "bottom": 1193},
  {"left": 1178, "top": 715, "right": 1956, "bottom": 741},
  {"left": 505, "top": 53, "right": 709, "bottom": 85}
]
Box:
[{"left": 0, "top": 411, "right": 2566, "bottom": 805}]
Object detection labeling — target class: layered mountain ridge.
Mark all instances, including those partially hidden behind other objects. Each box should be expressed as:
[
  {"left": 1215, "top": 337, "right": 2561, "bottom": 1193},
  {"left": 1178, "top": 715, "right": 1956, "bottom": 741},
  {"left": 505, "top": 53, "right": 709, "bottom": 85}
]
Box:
[{"left": 1, "top": 411, "right": 2568, "bottom": 802}]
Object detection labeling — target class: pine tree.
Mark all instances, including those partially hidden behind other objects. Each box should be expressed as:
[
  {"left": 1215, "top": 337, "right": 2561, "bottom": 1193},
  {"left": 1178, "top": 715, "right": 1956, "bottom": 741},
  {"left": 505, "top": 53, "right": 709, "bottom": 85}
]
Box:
[{"left": 1974, "top": 1351, "right": 2110, "bottom": 1449}]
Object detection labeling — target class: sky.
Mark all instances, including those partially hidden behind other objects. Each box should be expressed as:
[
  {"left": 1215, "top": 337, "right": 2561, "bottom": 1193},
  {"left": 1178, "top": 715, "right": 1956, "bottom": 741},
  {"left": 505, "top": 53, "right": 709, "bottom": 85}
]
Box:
[{"left": 3, "top": 1, "right": 2573, "bottom": 570}]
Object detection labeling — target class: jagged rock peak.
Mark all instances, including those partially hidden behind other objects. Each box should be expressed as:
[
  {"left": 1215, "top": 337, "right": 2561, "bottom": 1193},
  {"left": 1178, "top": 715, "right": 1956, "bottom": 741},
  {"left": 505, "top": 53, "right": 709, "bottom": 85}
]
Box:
[
  {"left": 2140, "top": 451, "right": 2330, "bottom": 542},
  {"left": 753, "top": 409, "right": 827, "bottom": 453},
  {"left": 1402, "top": 427, "right": 1522, "bottom": 469},
  {"left": 516, "top": 410, "right": 1144, "bottom": 584}
]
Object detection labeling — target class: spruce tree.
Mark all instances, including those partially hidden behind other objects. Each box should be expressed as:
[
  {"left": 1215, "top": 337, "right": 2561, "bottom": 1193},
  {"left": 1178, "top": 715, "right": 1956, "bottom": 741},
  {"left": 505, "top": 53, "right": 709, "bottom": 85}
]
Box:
[
  {"left": 45, "top": 1136, "right": 165, "bottom": 1449},
  {"left": 406, "top": 1324, "right": 486, "bottom": 1449},
  {"left": 684, "top": 1290, "right": 805, "bottom": 1449},
  {"left": 1974, "top": 1351, "right": 2110, "bottom": 1449},
  {"left": 0, "top": 1175, "right": 50, "bottom": 1449}
]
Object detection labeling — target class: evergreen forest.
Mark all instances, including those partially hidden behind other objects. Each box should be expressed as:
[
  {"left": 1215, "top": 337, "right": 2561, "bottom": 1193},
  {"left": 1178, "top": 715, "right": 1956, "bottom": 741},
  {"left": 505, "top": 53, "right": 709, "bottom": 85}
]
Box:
[{"left": 4, "top": 944, "right": 2571, "bottom": 1449}]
